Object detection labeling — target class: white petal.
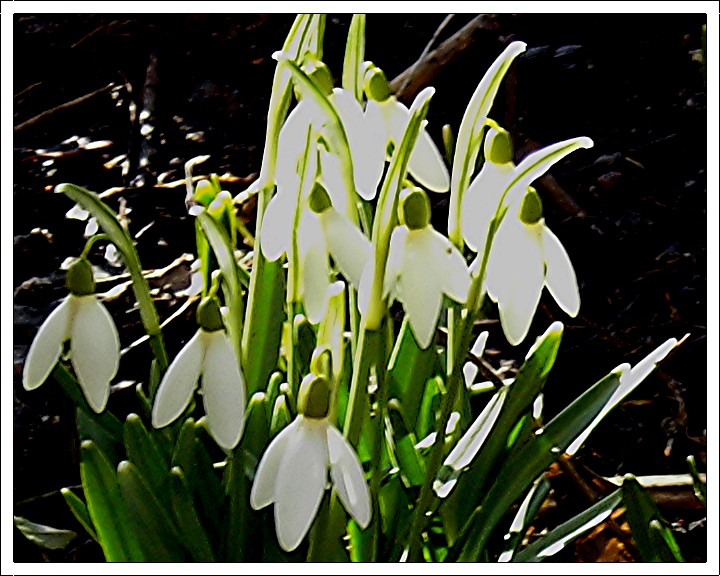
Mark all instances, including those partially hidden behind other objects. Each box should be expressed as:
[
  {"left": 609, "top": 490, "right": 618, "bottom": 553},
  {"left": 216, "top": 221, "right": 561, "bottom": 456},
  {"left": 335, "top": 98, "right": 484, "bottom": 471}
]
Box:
[
  {"left": 274, "top": 418, "right": 328, "bottom": 552},
  {"left": 542, "top": 225, "right": 580, "bottom": 317},
  {"left": 200, "top": 331, "right": 246, "bottom": 450},
  {"left": 298, "top": 210, "right": 331, "bottom": 324},
  {"left": 333, "top": 89, "right": 384, "bottom": 200},
  {"left": 321, "top": 208, "right": 371, "bottom": 287},
  {"left": 250, "top": 418, "right": 300, "bottom": 510},
  {"left": 317, "top": 148, "right": 351, "bottom": 217},
  {"left": 357, "top": 253, "right": 375, "bottom": 317},
  {"left": 427, "top": 228, "right": 471, "bottom": 304},
  {"left": 326, "top": 425, "right": 371, "bottom": 528},
  {"left": 364, "top": 100, "right": 391, "bottom": 151},
  {"left": 397, "top": 229, "right": 445, "bottom": 349},
  {"left": 276, "top": 103, "right": 312, "bottom": 193},
  {"left": 383, "top": 225, "right": 407, "bottom": 300},
  {"left": 260, "top": 192, "right": 294, "bottom": 261},
  {"left": 487, "top": 219, "right": 544, "bottom": 346},
  {"left": 23, "top": 296, "right": 73, "bottom": 391},
  {"left": 152, "top": 330, "right": 205, "bottom": 428},
  {"left": 461, "top": 162, "right": 514, "bottom": 253},
  {"left": 70, "top": 296, "right": 119, "bottom": 412}
]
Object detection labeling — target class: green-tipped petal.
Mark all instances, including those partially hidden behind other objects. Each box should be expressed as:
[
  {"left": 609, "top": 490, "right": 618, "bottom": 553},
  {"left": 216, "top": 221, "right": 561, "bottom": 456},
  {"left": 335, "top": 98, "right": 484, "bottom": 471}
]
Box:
[
  {"left": 299, "top": 211, "right": 331, "bottom": 324},
  {"left": 397, "top": 228, "right": 445, "bottom": 349},
  {"left": 152, "top": 330, "right": 204, "bottom": 428},
  {"left": 23, "top": 296, "right": 73, "bottom": 391},
  {"left": 250, "top": 418, "right": 299, "bottom": 509},
  {"left": 274, "top": 418, "right": 328, "bottom": 551},
  {"left": 321, "top": 208, "right": 371, "bottom": 287},
  {"left": 70, "top": 296, "right": 119, "bottom": 412},
  {"left": 487, "top": 219, "right": 544, "bottom": 346},
  {"left": 201, "top": 331, "right": 246, "bottom": 450},
  {"left": 542, "top": 225, "right": 580, "bottom": 317},
  {"left": 327, "top": 425, "right": 371, "bottom": 528}
]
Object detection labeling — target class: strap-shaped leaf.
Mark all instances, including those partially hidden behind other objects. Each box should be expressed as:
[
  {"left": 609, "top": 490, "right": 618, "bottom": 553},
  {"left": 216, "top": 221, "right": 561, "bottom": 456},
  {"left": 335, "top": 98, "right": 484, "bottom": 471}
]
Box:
[
  {"left": 623, "top": 475, "right": 684, "bottom": 562},
  {"left": 79, "top": 440, "right": 144, "bottom": 561},
  {"left": 55, "top": 183, "right": 168, "bottom": 371},
  {"left": 61, "top": 487, "right": 97, "bottom": 542},
  {"left": 342, "top": 14, "right": 366, "bottom": 102},
  {"left": 117, "top": 460, "right": 188, "bottom": 561},
  {"left": 511, "top": 488, "right": 622, "bottom": 562},
  {"left": 454, "top": 368, "right": 622, "bottom": 561},
  {"left": 170, "top": 467, "right": 217, "bottom": 562},
  {"left": 448, "top": 41, "right": 526, "bottom": 245},
  {"left": 123, "top": 413, "right": 171, "bottom": 502},
  {"left": 497, "top": 475, "right": 552, "bottom": 561}
]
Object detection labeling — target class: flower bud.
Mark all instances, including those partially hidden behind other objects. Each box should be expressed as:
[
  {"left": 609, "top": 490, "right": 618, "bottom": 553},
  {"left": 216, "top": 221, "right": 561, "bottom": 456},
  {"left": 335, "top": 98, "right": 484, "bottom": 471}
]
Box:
[
  {"left": 196, "top": 296, "right": 224, "bottom": 332},
  {"left": 194, "top": 179, "right": 217, "bottom": 207},
  {"left": 363, "top": 65, "right": 391, "bottom": 102},
  {"left": 485, "top": 127, "right": 514, "bottom": 165},
  {"left": 308, "top": 182, "right": 332, "bottom": 214},
  {"left": 519, "top": 187, "right": 543, "bottom": 225},
  {"left": 66, "top": 257, "right": 95, "bottom": 296},
  {"left": 297, "top": 373, "right": 332, "bottom": 419},
  {"left": 399, "top": 187, "right": 431, "bottom": 230}
]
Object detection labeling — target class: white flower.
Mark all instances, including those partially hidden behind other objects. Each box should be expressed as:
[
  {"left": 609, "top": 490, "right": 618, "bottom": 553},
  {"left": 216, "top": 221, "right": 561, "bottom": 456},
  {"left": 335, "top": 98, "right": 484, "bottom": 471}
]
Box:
[
  {"left": 486, "top": 194, "right": 579, "bottom": 346},
  {"left": 250, "top": 414, "right": 371, "bottom": 552},
  {"left": 382, "top": 223, "right": 471, "bottom": 349},
  {"left": 365, "top": 94, "right": 449, "bottom": 193},
  {"left": 152, "top": 328, "right": 246, "bottom": 451},
  {"left": 22, "top": 293, "right": 120, "bottom": 413}
]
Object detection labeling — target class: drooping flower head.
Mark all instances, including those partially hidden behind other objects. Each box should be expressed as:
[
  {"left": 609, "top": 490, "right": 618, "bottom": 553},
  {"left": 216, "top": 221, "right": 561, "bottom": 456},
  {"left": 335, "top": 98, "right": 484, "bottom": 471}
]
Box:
[
  {"left": 152, "top": 296, "right": 246, "bottom": 450},
  {"left": 250, "top": 373, "right": 371, "bottom": 552},
  {"left": 22, "top": 257, "right": 120, "bottom": 413}
]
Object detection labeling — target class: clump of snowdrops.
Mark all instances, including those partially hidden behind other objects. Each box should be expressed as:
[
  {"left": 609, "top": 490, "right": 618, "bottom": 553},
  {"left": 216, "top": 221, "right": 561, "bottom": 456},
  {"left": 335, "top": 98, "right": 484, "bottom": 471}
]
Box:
[{"left": 19, "top": 14, "right": 690, "bottom": 563}]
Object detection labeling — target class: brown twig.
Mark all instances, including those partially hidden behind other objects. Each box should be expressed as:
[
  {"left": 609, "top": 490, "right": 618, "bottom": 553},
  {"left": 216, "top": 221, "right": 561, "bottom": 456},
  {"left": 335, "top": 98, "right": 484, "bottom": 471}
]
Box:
[
  {"left": 14, "top": 83, "right": 115, "bottom": 133},
  {"left": 389, "top": 14, "right": 500, "bottom": 102}
]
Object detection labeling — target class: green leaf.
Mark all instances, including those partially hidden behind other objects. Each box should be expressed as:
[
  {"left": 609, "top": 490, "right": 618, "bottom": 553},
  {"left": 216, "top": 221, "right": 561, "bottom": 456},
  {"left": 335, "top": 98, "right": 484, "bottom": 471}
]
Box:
[
  {"left": 497, "top": 475, "right": 551, "bottom": 561},
  {"left": 79, "top": 440, "right": 145, "bottom": 561},
  {"left": 512, "top": 488, "right": 622, "bottom": 562},
  {"left": 387, "top": 317, "right": 437, "bottom": 432},
  {"left": 14, "top": 516, "right": 77, "bottom": 550},
  {"left": 454, "top": 368, "right": 622, "bottom": 561},
  {"left": 123, "top": 413, "right": 171, "bottom": 502},
  {"left": 686, "top": 455, "right": 707, "bottom": 507},
  {"left": 623, "top": 475, "right": 684, "bottom": 562},
  {"left": 61, "top": 487, "right": 97, "bottom": 542},
  {"left": 55, "top": 183, "right": 168, "bottom": 372},
  {"left": 117, "top": 460, "right": 188, "bottom": 561},
  {"left": 448, "top": 41, "right": 526, "bottom": 245},
  {"left": 76, "top": 408, "right": 122, "bottom": 476},
  {"left": 170, "top": 467, "right": 217, "bottom": 562},
  {"left": 387, "top": 400, "right": 425, "bottom": 487},
  {"left": 342, "top": 14, "right": 366, "bottom": 102}
]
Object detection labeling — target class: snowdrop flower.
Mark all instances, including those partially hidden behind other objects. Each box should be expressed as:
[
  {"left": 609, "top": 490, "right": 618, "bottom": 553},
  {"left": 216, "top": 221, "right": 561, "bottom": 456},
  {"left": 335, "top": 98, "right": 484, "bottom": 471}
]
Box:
[
  {"left": 364, "top": 65, "right": 450, "bottom": 193},
  {"left": 299, "top": 184, "right": 371, "bottom": 322},
  {"left": 250, "top": 374, "right": 371, "bottom": 552},
  {"left": 152, "top": 297, "right": 246, "bottom": 451},
  {"left": 461, "top": 127, "right": 515, "bottom": 254},
  {"left": 486, "top": 188, "right": 579, "bottom": 346},
  {"left": 381, "top": 187, "right": 471, "bottom": 349},
  {"left": 22, "top": 258, "right": 119, "bottom": 413}
]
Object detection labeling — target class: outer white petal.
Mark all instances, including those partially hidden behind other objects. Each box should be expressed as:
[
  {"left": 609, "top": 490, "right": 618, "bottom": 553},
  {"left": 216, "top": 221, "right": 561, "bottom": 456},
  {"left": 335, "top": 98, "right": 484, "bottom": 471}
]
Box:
[
  {"left": 426, "top": 228, "right": 471, "bottom": 304},
  {"left": 260, "top": 192, "right": 294, "bottom": 261},
  {"left": 326, "top": 425, "right": 371, "bottom": 528},
  {"left": 461, "top": 162, "right": 514, "bottom": 253},
  {"left": 250, "top": 418, "right": 300, "bottom": 509},
  {"left": 364, "top": 100, "right": 391, "bottom": 152},
  {"left": 397, "top": 228, "right": 445, "bottom": 349},
  {"left": 487, "top": 219, "right": 544, "bottom": 346},
  {"left": 332, "top": 89, "right": 384, "bottom": 200},
  {"left": 383, "top": 225, "right": 408, "bottom": 300},
  {"left": 317, "top": 148, "right": 351, "bottom": 217},
  {"left": 274, "top": 418, "right": 328, "bottom": 552},
  {"left": 320, "top": 208, "right": 371, "bottom": 287},
  {"left": 152, "top": 330, "right": 205, "bottom": 428},
  {"left": 200, "top": 331, "right": 246, "bottom": 450},
  {"left": 276, "top": 103, "right": 311, "bottom": 193},
  {"left": 357, "top": 253, "right": 375, "bottom": 317},
  {"left": 70, "top": 296, "right": 120, "bottom": 412},
  {"left": 298, "top": 210, "right": 331, "bottom": 324},
  {"left": 542, "top": 225, "right": 580, "bottom": 317},
  {"left": 23, "top": 296, "right": 73, "bottom": 391}
]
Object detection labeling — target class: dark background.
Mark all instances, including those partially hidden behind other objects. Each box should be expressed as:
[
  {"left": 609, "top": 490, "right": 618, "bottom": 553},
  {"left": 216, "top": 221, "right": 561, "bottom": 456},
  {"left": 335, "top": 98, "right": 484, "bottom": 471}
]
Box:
[{"left": 13, "top": 13, "right": 708, "bottom": 562}]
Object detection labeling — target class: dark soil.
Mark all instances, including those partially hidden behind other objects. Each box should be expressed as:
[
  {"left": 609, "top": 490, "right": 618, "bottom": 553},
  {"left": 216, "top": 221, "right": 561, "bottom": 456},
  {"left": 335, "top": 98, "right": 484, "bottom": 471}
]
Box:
[{"left": 12, "top": 13, "right": 708, "bottom": 562}]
